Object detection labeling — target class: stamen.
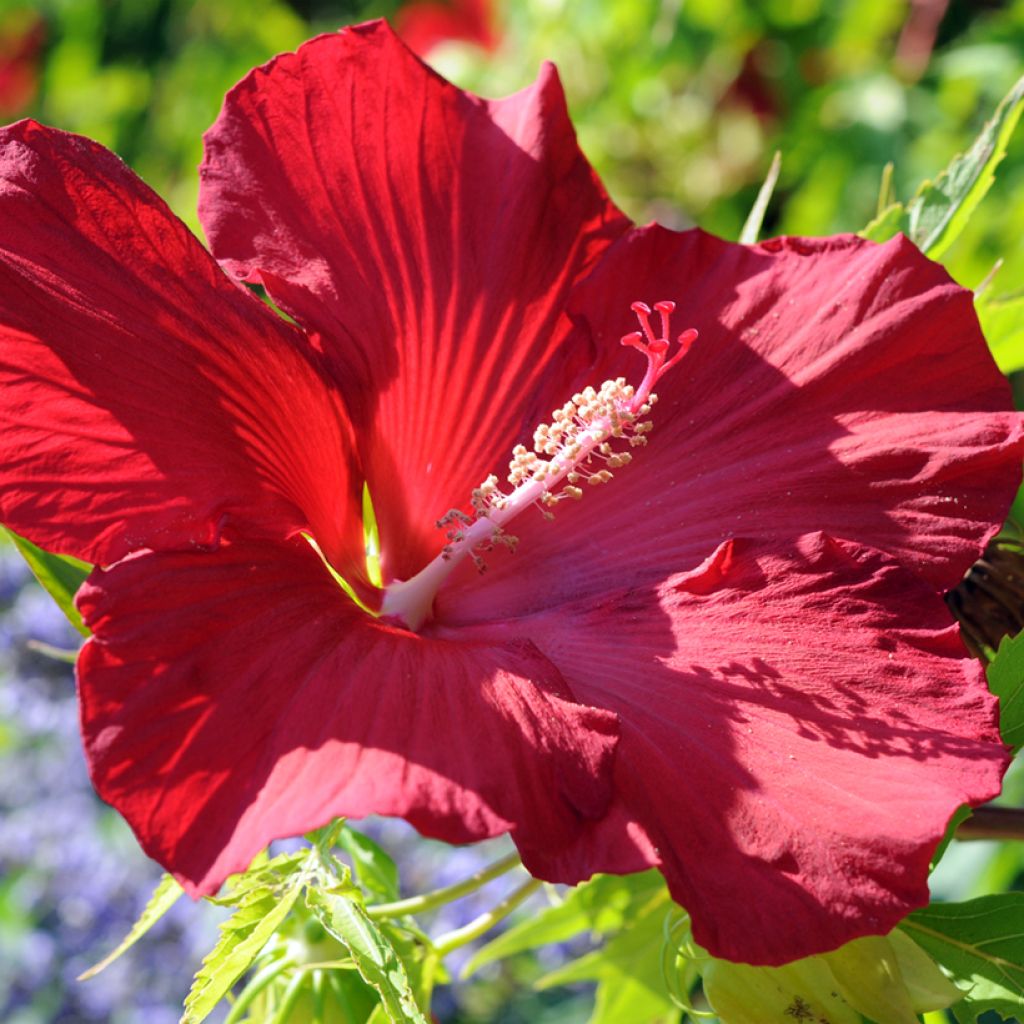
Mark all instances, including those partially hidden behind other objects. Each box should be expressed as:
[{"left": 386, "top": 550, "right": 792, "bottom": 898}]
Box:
[{"left": 380, "top": 301, "right": 697, "bottom": 631}]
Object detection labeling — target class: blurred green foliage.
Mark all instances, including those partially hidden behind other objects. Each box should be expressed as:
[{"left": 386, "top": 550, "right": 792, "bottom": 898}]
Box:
[
  {"left": 441, "top": 0, "right": 1024, "bottom": 297},
  {"left": 2, "top": 0, "right": 1021, "bottom": 300}
]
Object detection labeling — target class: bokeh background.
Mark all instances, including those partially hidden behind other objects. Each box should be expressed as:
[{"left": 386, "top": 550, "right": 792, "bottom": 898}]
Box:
[{"left": 1, "top": 0, "right": 1022, "bottom": 1021}]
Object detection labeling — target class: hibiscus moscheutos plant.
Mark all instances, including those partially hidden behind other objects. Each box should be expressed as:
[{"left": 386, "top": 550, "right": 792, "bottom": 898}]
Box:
[{"left": 0, "top": 15, "right": 1021, "bottom": 976}]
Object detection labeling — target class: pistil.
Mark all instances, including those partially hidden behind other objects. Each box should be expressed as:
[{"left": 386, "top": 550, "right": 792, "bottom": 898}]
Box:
[{"left": 380, "top": 301, "right": 697, "bottom": 631}]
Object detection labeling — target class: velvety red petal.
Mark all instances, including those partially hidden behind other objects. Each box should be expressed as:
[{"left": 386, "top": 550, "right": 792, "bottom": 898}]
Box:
[
  {"left": 76, "top": 539, "right": 618, "bottom": 895},
  {"left": 476, "top": 534, "right": 1007, "bottom": 965},
  {"left": 0, "top": 121, "right": 365, "bottom": 577},
  {"left": 198, "top": 19, "right": 629, "bottom": 581},
  {"left": 436, "top": 227, "right": 1022, "bottom": 624}
]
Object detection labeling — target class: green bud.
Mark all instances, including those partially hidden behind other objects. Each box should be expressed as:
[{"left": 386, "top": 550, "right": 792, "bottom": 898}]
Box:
[
  {"left": 889, "top": 929, "right": 962, "bottom": 1013},
  {"left": 822, "top": 935, "right": 919, "bottom": 1024},
  {"left": 702, "top": 955, "right": 860, "bottom": 1024},
  {"left": 702, "top": 930, "right": 960, "bottom": 1024}
]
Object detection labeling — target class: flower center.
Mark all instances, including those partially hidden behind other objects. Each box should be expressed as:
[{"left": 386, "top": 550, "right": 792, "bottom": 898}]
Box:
[{"left": 380, "top": 301, "right": 697, "bottom": 631}]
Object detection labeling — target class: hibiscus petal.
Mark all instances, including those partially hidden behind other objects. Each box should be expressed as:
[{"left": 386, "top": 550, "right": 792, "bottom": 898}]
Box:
[
  {"left": 497, "top": 533, "right": 1007, "bottom": 965},
  {"left": 0, "top": 120, "right": 365, "bottom": 578},
  {"left": 198, "top": 19, "right": 630, "bottom": 581},
  {"left": 76, "top": 539, "right": 618, "bottom": 895},
  {"left": 437, "top": 227, "right": 1022, "bottom": 623}
]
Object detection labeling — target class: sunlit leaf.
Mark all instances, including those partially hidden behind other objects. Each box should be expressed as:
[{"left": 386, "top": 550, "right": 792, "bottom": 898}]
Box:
[
  {"left": 857, "top": 74, "right": 1024, "bottom": 258},
  {"left": 465, "top": 870, "right": 663, "bottom": 976},
  {"left": 182, "top": 876, "right": 305, "bottom": 1024},
  {"left": 209, "top": 848, "right": 311, "bottom": 908},
  {"left": 4, "top": 527, "right": 91, "bottom": 636},
  {"left": 987, "top": 628, "right": 1024, "bottom": 751},
  {"left": 536, "top": 888, "right": 676, "bottom": 1024},
  {"left": 978, "top": 288, "right": 1024, "bottom": 374},
  {"left": 859, "top": 201, "right": 906, "bottom": 243},
  {"left": 339, "top": 826, "right": 400, "bottom": 903},
  {"left": 307, "top": 887, "right": 429, "bottom": 1024},
  {"left": 906, "top": 73, "right": 1024, "bottom": 258},
  {"left": 79, "top": 873, "right": 183, "bottom": 980},
  {"left": 902, "top": 894, "right": 1024, "bottom": 1023}
]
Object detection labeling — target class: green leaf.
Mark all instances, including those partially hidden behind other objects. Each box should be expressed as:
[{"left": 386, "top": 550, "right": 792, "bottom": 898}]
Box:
[
  {"left": 905, "top": 73, "right": 1024, "bottom": 259},
  {"left": 339, "top": 827, "right": 401, "bottom": 903},
  {"left": 738, "top": 150, "right": 781, "bottom": 245},
  {"left": 859, "top": 201, "right": 906, "bottom": 243},
  {"left": 465, "top": 870, "right": 663, "bottom": 976},
  {"left": 79, "top": 873, "right": 183, "bottom": 980},
  {"left": 931, "top": 804, "right": 973, "bottom": 870},
  {"left": 978, "top": 288, "right": 1024, "bottom": 374},
  {"left": 537, "top": 889, "right": 676, "bottom": 1024},
  {"left": 986, "top": 630, "right": 1024, "bottom": 751},
  {"left": 4, "top": 527, "right": 91, "bottom": 636},
  {"left": 857, "top": 74, "right": 1024, "bottom": 258},
  {"left": 182, "top": 876, "right": 305, "bottom": 1024},
  {"left": 209, "top": 848, "right": 312, "bottom": 907},
  {"left": 306, "top": 887, "right": 430, "bottom": 1024},
  {"left": 901, "top": 893, "right": 1024, "bottom": 1023}
]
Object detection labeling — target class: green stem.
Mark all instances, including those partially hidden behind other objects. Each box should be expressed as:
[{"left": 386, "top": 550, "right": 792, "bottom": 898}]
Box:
[
  {"left": 367, "top": 851, "right": 522, "bottom": 920},
  {"left": 269, "top": 970, "right": 308, "bottom": 1024},
  {"left": 26, "top": 639, "right": 79, "bottom": 663},
  {"left": 955, "top": 806, "right": 1024, "bottom": 842},
  {"left": 223, "top": 957, "right": 298, "bottom": 1024},
  {"left": 432, "top": 878, "right": 542, "bottom": 956}
]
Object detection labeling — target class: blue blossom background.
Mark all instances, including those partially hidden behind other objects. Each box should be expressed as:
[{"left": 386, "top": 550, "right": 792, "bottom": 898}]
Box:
[
  {"left": 0, "top": 544, "right": 587, "bottom": 1022},
  {"left": 0, "top": 545, "right": 228, "bottom": 1023}
]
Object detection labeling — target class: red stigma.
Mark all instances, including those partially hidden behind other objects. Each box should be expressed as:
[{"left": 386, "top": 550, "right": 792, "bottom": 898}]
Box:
[{"left": 621, "top": 300, "right": 697, "bottom": 408}]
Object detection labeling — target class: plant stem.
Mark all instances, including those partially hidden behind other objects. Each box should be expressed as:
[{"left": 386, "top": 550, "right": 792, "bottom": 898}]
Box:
[
  {"left": 223, "top": 957, "right": 298, "bottom": 1024},
  {"left": 26, "top": 639, "right": 79, "bottom": 663},
  {"left": 432, "top": 878, "right": 542, "bottom": 956},
  {"left": 366, "top": 851, "right": 522, "bottom": 920},
  {"left": 955, "top": 806, "right": 1024, "bottom": 842}
]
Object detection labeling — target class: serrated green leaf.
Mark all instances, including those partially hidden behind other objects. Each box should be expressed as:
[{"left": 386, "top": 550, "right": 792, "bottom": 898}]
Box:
[
  {"left": 901, "top": 893, "right": 1024, "bottom": 1023},
  {"left": 4, "top": 527, "right": 91, "bottom": 636},
  {"left": 986, "top": 630, "right": 1024, "bottom": 751},
  {"left": 465, "top": 870, "right": 663, "bottom": 977},
  {"left": 537, "top": 889, "right": 676, "bottom": 1024},
  {"left": 182, "top": 877, "right": 305, "bottom": 1024},
  {"left": 856, "top": 76, "right": 1024, "bottom": 258},
  {"left": 859, "top": 201, "right": 906, "bottom": 243},
  {"left": 339, "top": 827, "right": 400, "bottom": 903},
  {"left": 210, "top": 849, "right": 312, "bottom": 907},
  {"left": 79, "top": 873, "right": 183, "bottom": 980},
  {"left": 738, "top": 150, "right": 781, "bottom": 245},
  {"left": 905, "top": 74, "right": 1024, "bottom": 258},
  {"left": 307, "top": 888, "right": 429, "bottom": 1024},
  {"left": 978, "top": 289, "right": 1024, "bottom": 374}
]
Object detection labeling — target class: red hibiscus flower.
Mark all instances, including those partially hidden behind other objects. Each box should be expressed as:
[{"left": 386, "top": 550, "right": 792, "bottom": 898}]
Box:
[
  {"left": 0, "top": 20, "right": 1020, "bottom": 965},
  {"left": 396, "top": 0, "right": 499, "bottom": 56}
]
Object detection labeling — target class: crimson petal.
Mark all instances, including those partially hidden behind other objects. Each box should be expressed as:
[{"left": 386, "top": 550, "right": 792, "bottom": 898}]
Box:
[
  {"left": 0, "top": 121, "right": 364, "bottom": 576},
  {"left": 438, "top": 227, "right": 1023, "bottom": 623},
  {"left": 77, "top": 539, "right": 619, "bottom": 895},
  {"left": 198, "top": 19, "right": 630, "bottom": 581},
  {"left": 499, "top": 534, "right": 1007, "bottom": 964}
]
